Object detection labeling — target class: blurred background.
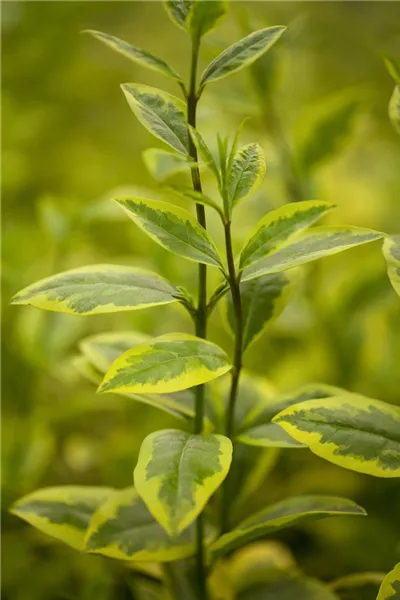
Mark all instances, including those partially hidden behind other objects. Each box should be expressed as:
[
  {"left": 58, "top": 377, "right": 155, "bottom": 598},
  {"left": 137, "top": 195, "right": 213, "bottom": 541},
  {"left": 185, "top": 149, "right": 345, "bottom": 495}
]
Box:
[{"left": 2, "top": 1, "right": 400, "bottom": 599}]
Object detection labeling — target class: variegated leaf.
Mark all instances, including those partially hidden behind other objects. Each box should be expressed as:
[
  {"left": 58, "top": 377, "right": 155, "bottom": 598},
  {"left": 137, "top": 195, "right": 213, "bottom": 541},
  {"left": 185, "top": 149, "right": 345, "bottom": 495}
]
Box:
[
  {"left": 115, "top": 196, "right": 223, "bottom": 268},
  {"left": 80, "top": 331, "right": 150, "bottom": 374},
  {"left": 187, "top": 0, "right": 226, "bottom": 38},
  {"left": 85, "top": 486, "right": 215, "bottom": 561},
  {"left": 200, "top": 26, "right": 286, "bottom": 86},
  {"left": 273, "top": 395, "right": 400, "bottom": 478},
  {"left": 210, "top": 495, "right": 365, "bottom": 561},
  {"left": 164, "top": 0, "right": 193, "bottom": 31},
  {"left": 242, "top": 227, "right": 384, "bottom": 282},
  {"left": 143, "top": 148, "right": 196, "bottom": 181},
  {"left": 121, "top": 84, "right": 189, "bottom": 154},
  {"left": 228, "top": 142, "right": 265, "bottom": 209},
  {"left": 225, "top": 271, "right": 295, "bottom": 351},
  {"left": 377, "top": 563, "right": 400, "bottom": 600},
  {"left": 85, "top": 30, "right": 182, "bottom": 81},
  {"left": 134, "top": 429, "right": 232, "bottom": 535},
  {"left": 383, "top": 235, "right": 400, "bottom": 297},
  {"left": 98, "top": 333, "right": 232, "bottom": 395},
  {"left": 10, "top": 486, "right": 114, "bottom": 550},
  {"left": 11, "top": 265, "right": 179, "bottom": 315},
  {"left": 239, "top": 200, "right": 334, "bottom": 271}
]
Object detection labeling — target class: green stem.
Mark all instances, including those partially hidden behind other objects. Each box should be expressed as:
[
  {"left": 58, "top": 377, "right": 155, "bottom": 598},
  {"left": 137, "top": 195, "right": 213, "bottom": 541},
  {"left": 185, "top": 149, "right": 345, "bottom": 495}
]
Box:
[{"left": 187, "top": 34, "right": 209, "bottom": 600}]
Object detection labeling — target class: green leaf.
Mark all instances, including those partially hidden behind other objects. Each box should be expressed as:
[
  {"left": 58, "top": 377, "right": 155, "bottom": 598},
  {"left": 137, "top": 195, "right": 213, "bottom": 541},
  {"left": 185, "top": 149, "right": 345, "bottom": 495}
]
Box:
[
  {"left": 238, "top": 424, "right": 306, "bottom": 449},
  {"left": 187, "top": 0, "right": 227, "bottom": 38},
  {"left": 72, "top": 355, "right": 103, "bottom": 385},
  {"left": 383, "top": 235, "right": 400, "bottom": 296},
  {"left": 210, "top": 495, "right": 365, "bottom": 561},
  {"left": 115, "top": 196, "right": 223, "bottom": 268},
  {"left": 10, "top": 486, "right": 114, "bottom": 551},
  {"left": 239, "top": 200, "right": 334, "bottom": 272},
  {"left": 85, "top": 486, "right": 215, "bottom": 561},
  {"left": 167, "top": 186, "right": 224, "bottom": 219},
  {"left": 80, "top": 331, "right": 150, "bottom": 374},
  {"left": 228, "top": 142, "right": 265, "bottom": 209},
  {"left": 237, "top": 569, "right": 340, "bottom": 600},
  {"left": 134, "top": 429, "right": 232, "bottom": 535},
  {"left": 273, "top": 395, "right": 400, "bottom": 478},
  {"left": 121, "top": 84, "right": 189, "bottom": 154},
  {"left": 200, "top": 26, "right": 286, "bottom": 87},
  {"left": 226, "top": 271, "right": 295, "bottom": 351},
  {"left": 377, "top": 563, "right": 400, "bottom": 600},
  {"left": 11, "top": 265, "right": 179, "bottom": 315},
  {"left": 143, "top": 148, "right": 196, "bottom": 181},
  {"left": 384, "top": 55, "right": 400, "bottom": 85},
  {"left": 99, "top": 333, "right": 232, "bottom": 395},
  {"left": 164, "top": 0, "right": 193, "bottom": 31},
  {"left": 242, "top": 227, "right": 384, "bottom": 282},
  {"left": 188, "top": 126, "right": 221, "bottom": 184},
  {"left": 85, "top": 30, "right": 182, "bottom": 81},
  {"left": 389, "top": 85, "right": 400, "bottom": 135}
]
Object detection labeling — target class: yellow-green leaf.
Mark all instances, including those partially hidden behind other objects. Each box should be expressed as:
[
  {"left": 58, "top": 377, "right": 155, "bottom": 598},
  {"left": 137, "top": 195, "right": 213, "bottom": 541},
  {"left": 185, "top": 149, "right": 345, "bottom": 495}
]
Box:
[
  {"left": 238, "top": 424, "right": 306, "bottom": 449},
  {"left": 210, "top": 495, "right": 365, "bottom": 561},
  {"left": 377, "top": 563, "right": 400, "bottom": 600},
  {"left": 228, "top": 142, "right": 265, "bottom": 209},
  {"left": 80, "top": 331, "right": 150, "bottom": 374},
  {"left": 134, "top": 429, "right": 232, "bottom": 535},
  {"left": 187, "top": 0, "right": 226, "bottom": 38},
  {"left": 11, "top": 265, "right": 179, "bottom": 315},
  {"left": 99, "top": 333, "right": 232, "bottom": 395},
  {"left": 200, "top": 26, "right": 286, "bottom": 87},
  {"left": 239, "top": 200, "right": 334, "bottom": 272},
  {"left": 85, "top": 30, "right": 182, "bottom": 81},
  {"left": 384, "top": 55, "right": 400, "bottom": 86},
  {"left": 167, "top": 186, "right": 224, "bottom": 219},
  {"left": 242, "top": 227, "right": 384, "bottom": 282},
  {"left": 121, "top": 83, "right": 189, "bottom": 154},
  {"left": 85, "top": 486, "right": 215, "bottom": 562},
  {"left": 188, "top": 126, "right": 221, "bottom": 184},
  {"left": 383, "top": 236, "right": 400, "bottom": 296},
  {"left": 10, "top": 486, "right": 114, "bottom": 550},
  {"left": 115, "top": 196, "right": 223, "bottom": 268},
  {"left": 273, "top": 395, "right": 400, "bottom": 478},
  {"left": 164, "top": 0, "right": 193, "bottom": 31},
  {"left": 389, "top": 85, "right": 400, "bottom": 134},
  {"left": 143, "top": 148, "right": 196, "bottom": 181}
]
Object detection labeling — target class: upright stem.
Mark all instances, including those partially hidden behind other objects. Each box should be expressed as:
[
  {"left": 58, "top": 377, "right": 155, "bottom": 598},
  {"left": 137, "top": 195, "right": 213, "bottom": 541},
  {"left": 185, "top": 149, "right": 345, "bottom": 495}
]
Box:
[{"left": 187, "top": 34, "right": 208, "bottom": 600}]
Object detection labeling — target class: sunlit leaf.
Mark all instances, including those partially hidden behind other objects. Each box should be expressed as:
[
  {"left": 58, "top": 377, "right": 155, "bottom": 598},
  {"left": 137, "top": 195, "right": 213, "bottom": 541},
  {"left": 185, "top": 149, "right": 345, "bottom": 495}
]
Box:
[
  {"left": 85, "top": 486, "right": 215, "bottom": 561},
  {"left": 121, "top": 84, "right": 189, "bottom": 154},
  {"left": 383, "top": 235, "right": 400, "bottom": 297},
  {"left": 242, "top": 227, "right": 384, "bottom": 282},
  {"left": 377, "top": 563, "right": 400, "bottom": 600},
  {"left": 11, "top": 265, "right": 179, "bottom": 315},
  {"left": 10, "top": 486, "right": 114, "bottom": 550},
  {"left": 99, "top": 333, "right": 232, "bottom": 395},
  {"left": 143, "top": 148, "right": 196, "bottom": 181},
  {"left": 115, "top": 196, "right": 223, "bottom": 267},
  {"left": 210, "top": 495, "right": 365, "bottom": 560},
  {"left": 187, "top": 0, "right": 227, "bottom": 38},
  {"left": 239, "top": 200, "right": 334, "bottom": 271},
  {"left": 200, "top": 26, "right": 286, "bottom": 87},
  {"left": 273, "top": 395, "right": 400, "bottom": 477},
  {"left": 164, "top": 0, "right": 193, "bottom": 31},
  {"left": 134, "top": 429, "right": 232, "bottom": 535},
  {"left": 228, "top": 142, "right": 265, "bottom": 209},
  {"left": 85, "top": 30, "right": 182, "bottom": 81}
]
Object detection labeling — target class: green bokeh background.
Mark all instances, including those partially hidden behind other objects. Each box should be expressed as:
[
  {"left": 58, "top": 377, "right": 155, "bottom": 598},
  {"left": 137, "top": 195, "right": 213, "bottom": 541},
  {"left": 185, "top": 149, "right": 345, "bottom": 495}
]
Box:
[{"left": 2, "top": 2, "right": 400, "bottom": 599}]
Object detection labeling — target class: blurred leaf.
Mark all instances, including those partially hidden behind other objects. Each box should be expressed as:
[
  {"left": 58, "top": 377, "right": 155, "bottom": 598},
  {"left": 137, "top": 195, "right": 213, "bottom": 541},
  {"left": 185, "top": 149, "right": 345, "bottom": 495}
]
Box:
[
  {"left": 164, "top": 0, "right": 193, "bottom": 31},
  {"left": 80, "top": 331, "right": 150, "bottom": 373},
  {"left": 389, "top": 85, "right": 400, "bottom": 135},
  {"left": 237, "top": 569, "right": 340, "bottom": 600},
  {"left": 143, "top": 148, "right": 196, "bottom": 180},
  {"left": 238, "top": 423, "right": 305, "bottom": 449},
  {"left": 134, "top": 429, "right": 232, "bottom": 535},
  {"left": 187, "top": 0, "right": 227, "bottom": 38},
  {"left": 11, "top": 265, "right": 179, "bottom": 315},
  {"left": 377, "top": 563, "right": 400, "bottom": 599},
  {"left": 274, "top": 395, "right": 400, "bottom": 477},
  {"left": 383, "top": 236, "right": 400, "bottom": 296},
  {"left": 384, "top": 55, "right": 400, "bottom": 85},
  {"left": 10, "top": 486, "right": 115, "bottom": 551},
  {"left": 99, "top": 333, "right": 232, "bottom": 395},
  {"left": 167, "top": 186, "right": 224, "bottom": 219},
  {"left": 200, "top": 26, "right": 287, "bottom": 87},
  {"left": 188, "top": 126, "right": 221, "bottom": 183},
  {"left": 115, "top": 196, "right": 223, "bottom": 267},
  {"left": 121, "top": 84, "right": 189, "bottom": 154}
]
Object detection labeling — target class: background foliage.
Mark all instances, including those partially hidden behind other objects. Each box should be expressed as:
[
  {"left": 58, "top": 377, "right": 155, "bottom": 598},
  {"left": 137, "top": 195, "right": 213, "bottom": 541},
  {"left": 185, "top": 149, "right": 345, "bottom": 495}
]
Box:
[{"left": 2, "top": 2, "right": 400, "bottom": 599}]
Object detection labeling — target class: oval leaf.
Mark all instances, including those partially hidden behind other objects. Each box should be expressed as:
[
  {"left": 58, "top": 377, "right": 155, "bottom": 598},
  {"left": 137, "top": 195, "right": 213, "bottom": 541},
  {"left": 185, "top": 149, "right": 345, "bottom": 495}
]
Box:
[
  {"left": 383, "top": 235, "right": 400, "bottom": 296},
  {"left": 98, "top": 333, "right": 232, "bottom": 395},
  {"left": 228, "top": 142, "right": 265, "bottom": 208},
  {"left": 143, "top": 148, "right": 196, "bottom": 181},
  {"left": 242, "top": 227, "right": 384, "bottom": 282},
  {"left": 200, "top": 26, "right": 286, "bottom": 87},
  {"left": 115, "top": 196, "right": 223, "bottom": 267},
  {"left": 377, "top": 563, "right": 400, "bottom": 600},
  {"left": 239, "top": 200, "right": 334, "bottom": 272},
  {"left": 10, "top": 486, "right": 114, "bottom": 551},
  {"left": 134, "top": 429, "right": 232, "bottom": 535},
  {"left": 121, "top": 83, "right": 189, "bottom": 154},
  {"left": 273, "top": 395, "right": 400, "bottom": 478},
  {"left": 187, "top": 0, "right": 226, "bottom": 38},
  {"left": 85, "top": 30, "right": 182, "bottom": 81},
  {"left": 85, "top": 486, "right": 215, "bottom": 562},
  {"left": 164, "top": 0, "right": 193, "bottom": 31},
  {"left": 11, "top": 265, "right": 179, "bottom": 315},
  {"left": 210, "top": 495, "right": 365, "bottom": 561}
]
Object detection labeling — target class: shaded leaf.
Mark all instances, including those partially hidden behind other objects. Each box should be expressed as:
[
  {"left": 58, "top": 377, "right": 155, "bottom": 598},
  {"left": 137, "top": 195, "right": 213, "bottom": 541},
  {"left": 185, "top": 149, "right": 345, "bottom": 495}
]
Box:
[
  {"left": 383, "top": 235, "right": 400, "bottom": 296},
  {"left": 273, "top": 395, "right": 400, "bottom": 477},
  {"left": 384, "top": 55, "right": 400, "bottom": 86},
  {"left": 167, "top": 186, "right": 224, "bottom": 219},
  {"left": 228, "top": 142, "right": 265, "bottom": 209},
  {"left": 11, "top": 265, "right": 179, "bottom": 315},
  {"left": 134, "top": 429, "right": 232, "bottom": 535},
  {"left": 80, "top": 331, "right": 150, "bottom": 374},
  {"left": 377, "top": 563, "right": 400, "bottom": 600},
  {"left": 389, "top": 85, "right": 400, "bottom": 135},
  {"left": 188, "top": 0, "right": 227, "bottom": 38},
  {"left": 99, "top": 333, "right": 232, "bottom": 395},
  {"left": 164, "top": 0, "right": 193, "bottom": 31},
  {"left": 10, "top": 486, "right": 114, "bottom": 551},
  {"left": 143, "top": 148, "right": 196, "bottom": 181},
  {"left": 237, "top": 569, "right": 340, "bottom": 600},
  {"left": 238, "top": 424, "right": 306, "bottom": 449},
  {"left": 115, "top": 196, "right": 223, "bottom": 267},
  {"left": 200, "top": 26, "right": 286, "bottom": 86},
  {"left": 188, "top": 126, "right": 221, "bottom": 184},
  {"left": 121, "top": 83, "right": 189, "bottom": 154}
]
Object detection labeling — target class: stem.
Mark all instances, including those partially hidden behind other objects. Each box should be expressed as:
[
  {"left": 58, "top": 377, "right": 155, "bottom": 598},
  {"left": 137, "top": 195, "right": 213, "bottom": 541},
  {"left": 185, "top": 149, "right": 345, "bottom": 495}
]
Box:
[{"left": 187, "top": 34, "right": 209, "bottom": 600}]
